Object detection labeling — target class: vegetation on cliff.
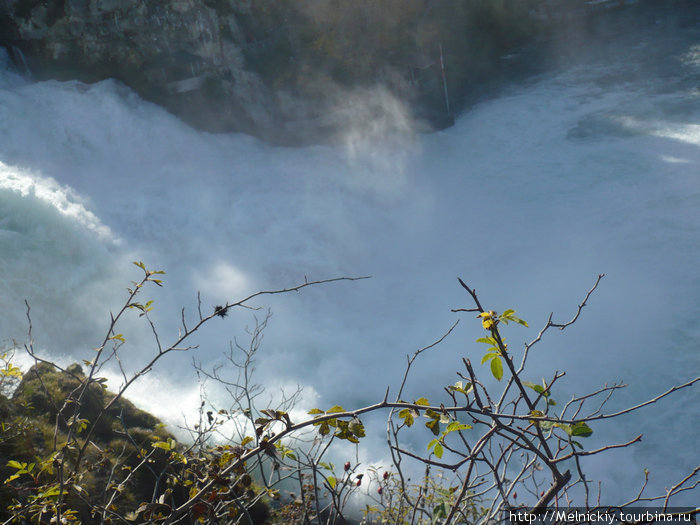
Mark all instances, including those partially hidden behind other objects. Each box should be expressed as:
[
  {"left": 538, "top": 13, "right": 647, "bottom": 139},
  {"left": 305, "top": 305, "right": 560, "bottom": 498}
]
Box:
[{"left": 0, "top": 360, "right": 173, "bottom": 522}]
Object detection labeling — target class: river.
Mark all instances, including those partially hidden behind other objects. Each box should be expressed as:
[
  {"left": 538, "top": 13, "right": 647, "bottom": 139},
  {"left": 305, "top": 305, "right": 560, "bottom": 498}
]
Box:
[{"left": 0, "top": 4, "right": 698, "bottom": 506}]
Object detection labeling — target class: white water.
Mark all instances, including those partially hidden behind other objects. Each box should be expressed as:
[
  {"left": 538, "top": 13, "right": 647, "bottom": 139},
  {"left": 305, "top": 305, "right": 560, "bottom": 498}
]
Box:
[{"left": 0, "top": 15, "right": 698, "bottom": 505}]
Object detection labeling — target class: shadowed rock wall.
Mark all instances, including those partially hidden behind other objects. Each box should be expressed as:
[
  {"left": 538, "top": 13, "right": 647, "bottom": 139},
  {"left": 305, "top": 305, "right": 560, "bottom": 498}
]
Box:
[{"left": 1, "top": 0, "right": 277, "bottom": 136}]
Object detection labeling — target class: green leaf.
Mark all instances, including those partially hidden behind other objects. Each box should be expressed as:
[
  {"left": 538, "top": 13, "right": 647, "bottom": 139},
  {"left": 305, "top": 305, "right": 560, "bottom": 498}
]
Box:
[
  {"left": 481, "top": 352, "right": 499, "bottom": 364},
  {"left": 490, "top": 357, "right": 503, "bottom": 381},
  {"left": 308, "top": 408, "right": 324, "bottom": 415},
  {"left": 433, "top": 501, "right": 448, "bottom": 520},
  {"left": 425, "top": 418, "right": 440, "bottom": 436},
  {"left": 398, "top": 408, "right": 415, "bottom": 427},
  {"left": 554, "top": 423, "right": 572, "bottom": 435},
  {"left": 571, "top": 422, "right": 593, "bottom": 438},
  {"left": 327, "top": 476, "right": 337, "bottom": 490},
  {"left": 39, "top": 484, "right": 61, "bottom": 498},
  {"left": 523, "top": 381, "right": 545, "bottom": 394},
  {"left": 171, "top": 452, "right": 188, "bottom": 465},
  {"left": 427, "top": 439, "right": 444, "bottom": 458},
  {"left": 476, "top": 337, "right": 497, "bottom": 345},
  {"left": 333, "top": 420, "right": 360, "bottom": 444},
  {"left": 327, "top": 405, "right": 345, "bottom": 414},
  {"left": 499, "top": 309, "right": 529, "bottom": 327},
  {"left": 415, "top": 397, "right": 430, "bottom": 406},
  {"left": 1, "top": 364, "right": 22, "bottom": 378},
  {"left": 571, "top": 440, "right": 584, "bottom": 450},
  {"left": 445, "top": 421, "right": 472, "bottom": 433},
  {"left": 75, "top": 419, "right": 88, "bottom": 434},
  {"left": 448, "top": 381, "right": 473, "bottom": 395},
  {"left": 424, "top": 409, "right": 440, "bottom": 419},
  {"left": 529, "top": 410, "right": 545, "bottom": 424},
  {"left": 348, "top": 419, "right": 365, "bottom": 438},
  {"left": 152, "top": 442, "right": 171, "bottom": 451},
  {"left": 6, "top": 460, "right": 23, "bottom": 470}
]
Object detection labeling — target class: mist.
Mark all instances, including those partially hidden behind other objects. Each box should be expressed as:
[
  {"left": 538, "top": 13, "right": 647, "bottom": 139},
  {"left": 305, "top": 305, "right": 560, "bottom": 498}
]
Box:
[{"left": 1, "top": 6, "right": 698, "bottom": 506}]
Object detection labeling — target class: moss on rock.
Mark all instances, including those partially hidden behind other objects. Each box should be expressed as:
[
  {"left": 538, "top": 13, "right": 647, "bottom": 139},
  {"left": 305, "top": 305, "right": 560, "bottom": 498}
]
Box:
[{"left": 0, "top": 363, "right": 176, "bottom": 523}]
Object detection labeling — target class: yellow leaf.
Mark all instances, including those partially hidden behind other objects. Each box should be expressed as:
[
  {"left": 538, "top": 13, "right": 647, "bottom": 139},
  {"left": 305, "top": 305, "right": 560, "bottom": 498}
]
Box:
[
  {"left": 482, "top": 318, "right": 495, "bottom": 330},
  {"left": 477, "top": 311, "right": 497, "bottom": 330},
  {"left": 529, "top": 410, "right": 546, "bottom": 425}
]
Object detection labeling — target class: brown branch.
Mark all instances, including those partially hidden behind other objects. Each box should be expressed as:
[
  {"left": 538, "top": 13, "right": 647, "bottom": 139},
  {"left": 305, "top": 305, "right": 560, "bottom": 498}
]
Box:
[
  {"left": 549, "top": 274, "right": 605, "bottom": 329},
  {"left": 663, "top": 465, "right": 700, "bottom": 509},
  {"left": 585, "top": 376, "right": 699, "bottom": 421},
  {"left": 529, "top": 469, "right": 572, "bottom": 514},
  {"left": 553, "top": 435, "right": 643, "bottom": 463}
]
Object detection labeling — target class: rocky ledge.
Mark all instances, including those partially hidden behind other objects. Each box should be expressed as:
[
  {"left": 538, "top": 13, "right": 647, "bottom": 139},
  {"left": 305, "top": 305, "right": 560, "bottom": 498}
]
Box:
[{"left": 0, "top": 0, "right": 677, "bottom": 144}]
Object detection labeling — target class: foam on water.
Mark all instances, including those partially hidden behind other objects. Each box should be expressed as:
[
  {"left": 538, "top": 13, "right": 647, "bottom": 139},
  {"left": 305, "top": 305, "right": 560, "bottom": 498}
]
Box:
[{"left": 0, "top": 25, "right": 698, "bottom": 505}]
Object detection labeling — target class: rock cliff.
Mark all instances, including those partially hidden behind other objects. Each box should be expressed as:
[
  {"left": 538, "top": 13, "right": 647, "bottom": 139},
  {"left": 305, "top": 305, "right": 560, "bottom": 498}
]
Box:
[
  {"left": 1, "top": 0, "right": 282, "bottom": 136},
  {"left": 1, "top": 0, "right": 666, "bottom": 143}
]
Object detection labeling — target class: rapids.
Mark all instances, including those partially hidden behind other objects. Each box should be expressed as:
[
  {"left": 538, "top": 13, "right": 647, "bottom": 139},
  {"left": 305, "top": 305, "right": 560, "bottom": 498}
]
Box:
[{"left": 0, "top": 7, "right": 698, "bottom": 504}]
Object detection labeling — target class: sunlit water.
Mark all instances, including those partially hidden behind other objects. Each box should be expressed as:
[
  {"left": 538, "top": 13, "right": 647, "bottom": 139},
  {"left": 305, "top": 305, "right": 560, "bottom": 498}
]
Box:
[{"left": 0, "top": 9, "right": 698, "bottom": 506}]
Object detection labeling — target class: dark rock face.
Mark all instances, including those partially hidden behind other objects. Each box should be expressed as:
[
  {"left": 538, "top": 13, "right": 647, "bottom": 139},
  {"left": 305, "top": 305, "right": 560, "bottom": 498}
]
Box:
[
  {"left": 0, "top": 0, "right": 555, "bottom": 142},
  {"left": 0, "top": 0, "right": 278, "bottom": 137},
  {"left": 1, "top": 0, "right": 671, "bottom": 143},
  {"left": 2, "top": 0, "right": 531, "bottom": 142}
]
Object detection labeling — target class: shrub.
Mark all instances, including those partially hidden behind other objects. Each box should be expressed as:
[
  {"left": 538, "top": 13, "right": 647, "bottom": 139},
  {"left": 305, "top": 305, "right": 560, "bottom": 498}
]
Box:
[{"left": 1, "top": 264, "right": 697, "bottom": 524}]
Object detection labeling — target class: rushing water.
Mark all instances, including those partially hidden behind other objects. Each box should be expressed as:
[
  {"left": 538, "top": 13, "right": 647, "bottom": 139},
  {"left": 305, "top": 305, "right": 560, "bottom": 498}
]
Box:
[{"left": 0, "top": 7, "right": 698, "bottom": 505}]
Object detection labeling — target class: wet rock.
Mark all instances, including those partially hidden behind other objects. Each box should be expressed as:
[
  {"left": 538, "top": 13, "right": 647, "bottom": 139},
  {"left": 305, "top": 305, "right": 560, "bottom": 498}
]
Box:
[{"left": 0, "top": 0, "right": 277, "bottom": 137}]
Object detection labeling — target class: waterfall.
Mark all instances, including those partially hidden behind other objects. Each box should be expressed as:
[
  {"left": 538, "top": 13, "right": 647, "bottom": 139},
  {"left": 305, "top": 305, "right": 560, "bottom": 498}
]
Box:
[
  {"left": 9, "top": 45, "right": 31, "bottom": 78},
  {"left": 0, "top": 9, "right": 697, "bottom": 505}
]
